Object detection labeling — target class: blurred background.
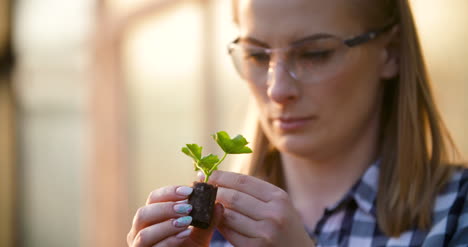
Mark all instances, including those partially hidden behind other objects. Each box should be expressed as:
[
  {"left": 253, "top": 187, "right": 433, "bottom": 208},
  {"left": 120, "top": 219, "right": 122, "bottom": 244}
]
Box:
[{"left": 0, "top": 0, "right": 467, "bottom": 246}]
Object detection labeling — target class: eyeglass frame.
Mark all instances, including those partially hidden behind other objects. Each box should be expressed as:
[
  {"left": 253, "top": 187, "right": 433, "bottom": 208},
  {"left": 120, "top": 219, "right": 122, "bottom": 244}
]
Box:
[{"left": 227, "top": 21, "right": 397, "bottom": 83}]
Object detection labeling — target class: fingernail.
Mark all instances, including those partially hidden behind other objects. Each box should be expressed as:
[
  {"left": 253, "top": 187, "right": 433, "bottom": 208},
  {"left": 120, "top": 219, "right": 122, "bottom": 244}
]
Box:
[
  {"left": 176, "top": 228, "right": 192, "bottom": 239},
  {"left": 174, "top": 204, "right": 192, "bottom": 214},
  {"left": 175, "top": 199, "right": 188, "bottom": 204},
  {"left": 197, "top": 171, "right": 205, "bottom": 181},
  {"left": 218, "top": 203, "right": 225, "bottom": 213},
  {"left": 176, "top": 186, "right": 193, "bottom": 196},
  {"left": 173, "top": 216, "right": 192, "bottom": 227}
]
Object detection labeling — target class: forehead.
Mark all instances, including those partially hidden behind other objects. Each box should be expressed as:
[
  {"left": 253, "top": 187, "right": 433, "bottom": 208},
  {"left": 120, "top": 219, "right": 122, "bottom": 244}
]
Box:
[{"left": 237, "top": 0, "right": 363, "bottom": 45}]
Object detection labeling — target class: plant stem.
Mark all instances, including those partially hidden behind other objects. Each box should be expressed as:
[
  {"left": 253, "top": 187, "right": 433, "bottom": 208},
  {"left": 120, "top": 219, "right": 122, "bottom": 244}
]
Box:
[{"left": 206, "top": 152, "right": 228, "bottom": 182}]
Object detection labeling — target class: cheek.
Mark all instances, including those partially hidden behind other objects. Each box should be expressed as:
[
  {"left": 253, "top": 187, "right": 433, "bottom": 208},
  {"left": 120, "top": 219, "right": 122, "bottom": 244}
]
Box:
[
  {"left": 246, "top": 82, "right": 268, "bottom": 107},
  {"left": 245, "top": 83, "right": 275, "bottom": 134},
  {"left": 317, "top": 57, "right": 382, "bottom": 125}
]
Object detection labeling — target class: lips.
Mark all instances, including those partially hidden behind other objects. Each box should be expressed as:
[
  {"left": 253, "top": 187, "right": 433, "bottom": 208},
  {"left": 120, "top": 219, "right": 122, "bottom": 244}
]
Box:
[{"left": 271, "top": 116, "right": 316, "bottom": 131}]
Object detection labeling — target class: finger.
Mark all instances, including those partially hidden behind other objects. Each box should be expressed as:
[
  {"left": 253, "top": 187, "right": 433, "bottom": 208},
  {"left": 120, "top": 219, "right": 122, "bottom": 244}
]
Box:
[
  {"left": 222, "top": 207, "right": 263, "bottom": 238},
  {"left": 212, "top": 202, "right": 225, "bottom": 227},
  {"left": 217, "top": 223, "right": 262, "bottom": 247},
  {"left": 188, "top": 202, "right": 225, "bottom": 246},
  {"left": 146, "top": 185, "right": 193, "bottom": 205},
  {"left": 151, "top": 227, "right": 193, "bottom": 247},
  {"left": 131, "top": 201, "right": 193, "bottom": 234},
  {"left": 132, "top": 217, "right": 192, "bottom": 247},
  {"left": 208, "top": 170, "right": 282, "bottom": 202},
  {"left": 216, "top": 187, "right": 269, "bottom": 220}
]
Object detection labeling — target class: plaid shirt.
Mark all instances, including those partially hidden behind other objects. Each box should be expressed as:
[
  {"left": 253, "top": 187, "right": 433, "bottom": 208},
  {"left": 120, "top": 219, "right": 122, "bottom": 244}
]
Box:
[{"left": 210, "top": 162, "right": 468, "bottom": 247}]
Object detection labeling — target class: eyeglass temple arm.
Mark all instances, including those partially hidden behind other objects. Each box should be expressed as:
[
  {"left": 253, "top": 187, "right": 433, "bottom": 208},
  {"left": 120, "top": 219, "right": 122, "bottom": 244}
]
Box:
[{"left": 344, "top": 21, "right": 397, "bottom": 47}]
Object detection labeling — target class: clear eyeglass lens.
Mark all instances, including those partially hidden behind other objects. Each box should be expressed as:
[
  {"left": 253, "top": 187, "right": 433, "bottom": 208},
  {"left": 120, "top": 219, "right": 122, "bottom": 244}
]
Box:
[{"left": 230, "top": 37, "right": 347, "bottom": 84}]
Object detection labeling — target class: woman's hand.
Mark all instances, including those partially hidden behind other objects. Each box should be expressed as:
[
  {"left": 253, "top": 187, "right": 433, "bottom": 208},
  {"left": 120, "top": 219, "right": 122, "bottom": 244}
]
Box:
[
  {"left": 208, "top": 170, "right": 315, "bottom": 247},
  {"left": 127, "top": 185, "right": 223, "bottom": 247}
]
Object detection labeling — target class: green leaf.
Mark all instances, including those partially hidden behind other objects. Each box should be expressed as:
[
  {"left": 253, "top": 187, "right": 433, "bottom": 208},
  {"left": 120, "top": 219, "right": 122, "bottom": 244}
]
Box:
[
  {"left": 199, "top": 154, "right": 220, "bottom": 171},
  {"left": 212, "top": 131, "right": 253, "bottom": 154},
  {"left": 181, "top": 131, "right": 252, "bottom": 182},
  {"left": 182, "top": 144, "right": 203, "bottom": 171},
  {"left": 182, "top": 144, "right": 202, "bottom": 160}
]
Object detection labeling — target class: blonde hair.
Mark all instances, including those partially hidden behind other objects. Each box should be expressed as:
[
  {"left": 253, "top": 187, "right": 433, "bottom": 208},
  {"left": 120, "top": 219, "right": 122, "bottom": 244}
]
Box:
[{"left": 233, "top": 0, "right": 461, "bottom": 237}]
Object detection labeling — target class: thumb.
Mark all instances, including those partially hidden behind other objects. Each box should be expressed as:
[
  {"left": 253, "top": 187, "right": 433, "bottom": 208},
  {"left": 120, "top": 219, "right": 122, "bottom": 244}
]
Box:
[{"left": 188, "top": 202, "right": 224, "bottom": 246}]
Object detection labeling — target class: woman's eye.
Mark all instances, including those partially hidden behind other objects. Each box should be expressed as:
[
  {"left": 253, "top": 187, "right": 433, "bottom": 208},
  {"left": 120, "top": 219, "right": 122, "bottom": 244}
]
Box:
[
  {"left": 299, "top": 50, "right": 333, "bottom": 61},
  {"left": 245, "top": 52, "right": 270, "bottom": 64}
]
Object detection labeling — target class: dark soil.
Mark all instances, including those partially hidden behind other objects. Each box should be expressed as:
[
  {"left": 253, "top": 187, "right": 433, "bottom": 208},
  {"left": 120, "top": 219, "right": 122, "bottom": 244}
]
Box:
[{"left": 188, "top": 182, "right": 218, "bottom": 229}]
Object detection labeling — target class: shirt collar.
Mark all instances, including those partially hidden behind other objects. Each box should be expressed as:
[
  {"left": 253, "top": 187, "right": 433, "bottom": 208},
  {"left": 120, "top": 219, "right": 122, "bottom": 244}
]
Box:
[{"left": 326, "top": 160, "right": 380, "bottom": 217}]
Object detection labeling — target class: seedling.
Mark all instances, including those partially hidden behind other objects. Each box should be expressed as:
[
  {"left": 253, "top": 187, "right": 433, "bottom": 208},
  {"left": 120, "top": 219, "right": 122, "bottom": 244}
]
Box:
[{"left": 181, "top": 131, "right": 252, "bottom": 228}]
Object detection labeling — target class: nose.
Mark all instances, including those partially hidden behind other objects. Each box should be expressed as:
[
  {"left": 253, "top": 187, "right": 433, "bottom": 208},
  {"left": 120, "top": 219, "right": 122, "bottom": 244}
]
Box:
[{"left": 266, "top": 60, "right": 300, "bottom": 105}]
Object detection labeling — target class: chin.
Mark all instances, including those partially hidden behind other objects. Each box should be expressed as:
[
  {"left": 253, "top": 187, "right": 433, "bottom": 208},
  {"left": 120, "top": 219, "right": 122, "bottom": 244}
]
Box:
[{"left": 270, "top": 131, "right": 321, "bottom": 158}]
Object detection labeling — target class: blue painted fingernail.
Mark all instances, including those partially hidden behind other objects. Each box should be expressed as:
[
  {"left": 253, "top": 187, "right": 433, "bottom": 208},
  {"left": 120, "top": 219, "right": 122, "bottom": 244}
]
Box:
[
  {"left": 173, "top": 216, "right": 192, "bottom": 227},
  {"left": 174, "top": 204, "right": 192, "bottom": 214},
  {"left": 176, "top": 186, "right": 193, "bottom": 196}
]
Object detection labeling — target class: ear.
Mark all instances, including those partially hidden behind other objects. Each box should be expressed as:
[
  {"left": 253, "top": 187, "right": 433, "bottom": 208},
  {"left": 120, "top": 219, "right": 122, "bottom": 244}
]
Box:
[{"left": 379, "top": 26, "right": 400, "bottom": 80}]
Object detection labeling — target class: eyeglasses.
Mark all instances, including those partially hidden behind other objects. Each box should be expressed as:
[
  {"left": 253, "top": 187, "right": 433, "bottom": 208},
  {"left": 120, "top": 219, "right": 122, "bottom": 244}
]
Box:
[{"left": 228, "top": 23, "right": 395, "bottom": 85}]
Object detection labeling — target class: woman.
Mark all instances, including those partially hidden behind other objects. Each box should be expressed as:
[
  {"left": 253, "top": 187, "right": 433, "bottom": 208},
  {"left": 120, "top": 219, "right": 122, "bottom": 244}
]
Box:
[{"left": 127, "top": 0, "right": 468, "bottom": 246}]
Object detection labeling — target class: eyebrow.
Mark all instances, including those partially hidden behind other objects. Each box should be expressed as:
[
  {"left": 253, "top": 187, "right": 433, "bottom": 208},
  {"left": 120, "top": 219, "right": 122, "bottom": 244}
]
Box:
[
  {"left": 236, "top": 37, "right": 269, "bottom": 47},
  {"left": 237, "top": 33, "right": 336, "bottom": 48},
  {"left": 291, "top": 33, "right": 336, "bottom": 46}
]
